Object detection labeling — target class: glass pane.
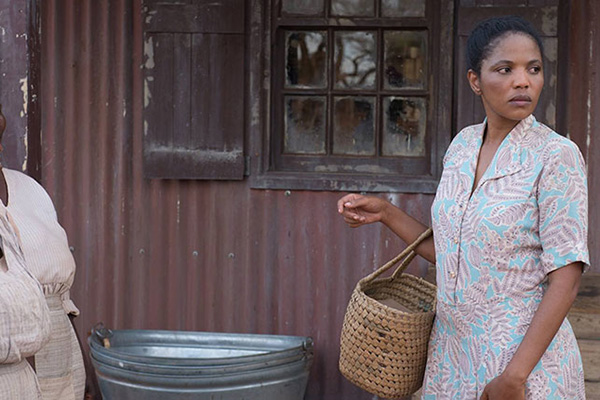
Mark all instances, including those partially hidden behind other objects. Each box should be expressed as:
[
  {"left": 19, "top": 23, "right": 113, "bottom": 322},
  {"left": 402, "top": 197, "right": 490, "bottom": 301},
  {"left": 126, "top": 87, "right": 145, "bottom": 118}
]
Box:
[
  {"left": 331, "top": 0, "right": 374, "bottom": 16},
  {"left": 382, "top": 0, "right": 426, "bottom": 17},
  {"left": 383, "top": 97, "right": 426, "bottom": 157},
  {"left": 384, "top": 30, "right": 427, "bottom": 89},
  {"left": 333, "top": 97, "right": 375, "bottom": 155},
  {"left": 335, "top": 31, "right": 377, "bottom": 89},
  {"left": 282, "top": 0, "right": 324, "bottom": 16},
  {"left": 284, "top": 96, "right": 327, "bottom": 154},
  {"left": 285, "top": 32, "right": 327, "bottom": 88}
]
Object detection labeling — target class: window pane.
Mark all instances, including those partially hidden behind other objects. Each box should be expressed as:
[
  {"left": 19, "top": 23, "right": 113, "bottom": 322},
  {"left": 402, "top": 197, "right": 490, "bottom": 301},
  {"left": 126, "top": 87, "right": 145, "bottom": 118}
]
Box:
[
  {"left": 383, "top": 97, "right": 426, "bottom": 157},
  {"left": 382, "top": 0, "right": 426, "bottom": 17},
  {"left": 333, "top": 97, "right": 375, "bottom": 155},
  {"left": 286, "top": 32, "right": 327, "bottom": 88},
  {"left": 284, "top": 96, "right": 327, "bottom": 154},
  {"left": 384, "top": 31, "right": 427, "bottom": 89},
  {"left": 331, "top": 0, "right": 374, "bottom": 17},
  {"left": 282, "top": 0, "right": 324, "bottom": 16},
  {"left": 335, "top": 31, "right": 377, "bottom": 89}
]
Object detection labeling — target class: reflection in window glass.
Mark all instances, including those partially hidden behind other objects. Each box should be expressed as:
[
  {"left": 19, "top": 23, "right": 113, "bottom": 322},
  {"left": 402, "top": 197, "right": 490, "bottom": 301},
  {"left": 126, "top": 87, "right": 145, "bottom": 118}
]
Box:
[
  {"left": 383, "top": 97, "right": 426, "bottom": 157},
  {"left": 331, "top": 0, "right": 374, "bottom": 17},
  {"left": 335, "top": 31, "right": 376, "bottom": 89},
  {"left": 333, "top": 97, "right": 375, "bottom": 155},
  {"left": 284, "top": 96, "right": 326, "bottom": 154},
  {"left": 282, "top": 0, "right": 324, "bottom": 16},
  {"left": 384, "top": 31, "right": 427, "bottom": 89},
  {"left": 286, "top": 32, "right": 327, "bottom": 88},
  {"left": 382, "top": 0, "right": 425, "bottom": 17}
]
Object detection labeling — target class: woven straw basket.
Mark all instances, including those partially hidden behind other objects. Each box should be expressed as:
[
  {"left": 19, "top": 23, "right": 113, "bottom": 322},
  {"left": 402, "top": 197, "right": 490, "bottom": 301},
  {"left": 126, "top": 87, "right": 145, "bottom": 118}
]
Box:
[{"left": 339, "top": 228, "right": 436, "bottom": 399}]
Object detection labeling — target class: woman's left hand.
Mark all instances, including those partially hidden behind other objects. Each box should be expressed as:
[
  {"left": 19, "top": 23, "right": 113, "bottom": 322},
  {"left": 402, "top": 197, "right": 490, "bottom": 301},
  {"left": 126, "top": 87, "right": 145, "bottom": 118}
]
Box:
[{"left": 480, "top": 373, "right": 525, "bottom": 400}]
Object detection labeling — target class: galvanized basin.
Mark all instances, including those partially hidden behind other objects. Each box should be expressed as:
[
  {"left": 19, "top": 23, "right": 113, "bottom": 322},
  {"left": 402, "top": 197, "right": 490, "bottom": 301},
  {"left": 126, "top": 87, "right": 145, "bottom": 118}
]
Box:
[{"left": 89, "top": 326, "right": 313, "bottom": 400}]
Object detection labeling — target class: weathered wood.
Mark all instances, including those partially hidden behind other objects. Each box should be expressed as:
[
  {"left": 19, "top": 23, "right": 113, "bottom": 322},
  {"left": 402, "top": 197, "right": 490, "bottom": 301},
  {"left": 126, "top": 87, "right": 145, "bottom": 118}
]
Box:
[
  {"left": 579, "top": 339, "right": 600, "bottom": 382},
  {"left": 142, "top": 0, "right": 245, "bottom": 179},
  {"left": 585, "top": 381, "right": 600, "bottom": 400}
]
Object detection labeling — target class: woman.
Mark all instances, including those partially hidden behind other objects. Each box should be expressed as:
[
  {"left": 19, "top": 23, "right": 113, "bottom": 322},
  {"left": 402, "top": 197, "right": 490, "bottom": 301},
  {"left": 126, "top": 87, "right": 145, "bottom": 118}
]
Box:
[
  {"left": 0, "top": 108, "right": 88, "bottom": 399},
  {"left": 338, "top": 16, "right": 587, "bottom": 399},
  {"left": 0, "top": 108, "right": 51, "bottom": 399}
]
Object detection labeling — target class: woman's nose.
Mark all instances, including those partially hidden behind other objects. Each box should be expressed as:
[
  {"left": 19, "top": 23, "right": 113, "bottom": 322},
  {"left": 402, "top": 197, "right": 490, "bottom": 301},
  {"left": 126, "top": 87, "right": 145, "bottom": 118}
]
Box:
[{"left": 513, "top": 69, "right": 530, "bottom": 88}]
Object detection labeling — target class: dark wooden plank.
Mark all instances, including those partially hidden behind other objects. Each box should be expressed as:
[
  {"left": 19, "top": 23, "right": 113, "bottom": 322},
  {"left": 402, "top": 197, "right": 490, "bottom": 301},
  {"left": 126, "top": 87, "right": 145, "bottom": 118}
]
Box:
[
  {"left": 457, "top": 6, "right": 558, "bottom": 36},
  {"left": 27, "top": 0, "right": 42, "bottom": 180},
  {"left": 528, "top": 0, "right": 559, "bottom": 6},
  {"left": 208, "top": 34, "right": 244, "bottom": 152},
  {"left": 579, "top": 339, "right": 600, "bottom": 382},
  {"left": 172, "top": 33, "right": 192, "bottom": 149},
  {"left": 143, "top": 148, "right": 244, "bottom": 179},
  {"left": 145, "top": 0, "right": 244, "bottom": 34},
  {"left": 476, "top": 0, "right": 527, "bottom": 6},
  {"left": 143, "top": 32, "right": 174, "bottom": 177}
]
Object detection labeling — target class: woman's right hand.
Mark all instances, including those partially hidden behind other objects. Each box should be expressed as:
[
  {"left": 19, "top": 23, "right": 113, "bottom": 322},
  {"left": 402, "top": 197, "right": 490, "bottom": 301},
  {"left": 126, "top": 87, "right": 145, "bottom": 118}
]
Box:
[{"left": 337, "top": 194, "right": 389, "bottom": 228}]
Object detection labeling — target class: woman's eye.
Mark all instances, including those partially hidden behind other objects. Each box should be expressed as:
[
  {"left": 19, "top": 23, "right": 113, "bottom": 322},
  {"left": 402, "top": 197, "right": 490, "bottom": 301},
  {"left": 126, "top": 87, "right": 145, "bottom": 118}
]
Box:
[
  {"left": 529, "top": 66, "right": 542, "bottom": 74},
  {"left": 497, "top": 67, "right": 511, "bottom": 74}
]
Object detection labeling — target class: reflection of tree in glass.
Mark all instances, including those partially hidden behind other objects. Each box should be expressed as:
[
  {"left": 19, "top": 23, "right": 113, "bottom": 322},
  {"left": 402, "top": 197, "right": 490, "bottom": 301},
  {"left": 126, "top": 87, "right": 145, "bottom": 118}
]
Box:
[
  {"left": 331, "top": 0, "right": 373, "bottom": 16},
  {"left": 385, "top": 33, "right": 424, "bottom": 88},
  {"left": 388, "top": 99, "right": 421, "bottom": 151},
  {"left": 286, "top": 98, "right": 325, "bottom": 153},
  {"left": 334, "top": 98, "right": 374, "bottom": 154},
  {"left": 335, "top": 33, "right": 376, "bottom": 88},
  {"left": 286, "top": 33, "right": 326, "bottom": 86}
]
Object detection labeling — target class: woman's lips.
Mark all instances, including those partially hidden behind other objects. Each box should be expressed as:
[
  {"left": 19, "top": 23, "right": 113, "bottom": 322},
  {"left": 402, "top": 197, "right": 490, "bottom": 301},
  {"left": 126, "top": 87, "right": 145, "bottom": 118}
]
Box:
[{"left": 509, "top": 95, "right": 532, "bottom": 107}]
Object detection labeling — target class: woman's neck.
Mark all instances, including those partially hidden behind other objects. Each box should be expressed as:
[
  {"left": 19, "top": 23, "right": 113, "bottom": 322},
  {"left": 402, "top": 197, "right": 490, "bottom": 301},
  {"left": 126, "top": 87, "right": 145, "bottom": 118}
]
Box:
[{"left": 484, "top": 117, "right": 520, "bottom": 146}]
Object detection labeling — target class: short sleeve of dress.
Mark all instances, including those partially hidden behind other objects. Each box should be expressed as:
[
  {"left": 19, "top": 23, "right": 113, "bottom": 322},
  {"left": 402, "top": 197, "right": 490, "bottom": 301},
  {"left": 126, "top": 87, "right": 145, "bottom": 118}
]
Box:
[{"left": 538, "top": 139, "right": 589, "bottom": 275}]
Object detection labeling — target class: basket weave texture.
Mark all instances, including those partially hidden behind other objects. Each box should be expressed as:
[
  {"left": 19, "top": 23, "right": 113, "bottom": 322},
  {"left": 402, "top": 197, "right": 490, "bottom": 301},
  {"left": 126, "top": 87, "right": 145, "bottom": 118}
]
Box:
[{"left": 339, "top": 228, "right": 436, "bottom": 399}]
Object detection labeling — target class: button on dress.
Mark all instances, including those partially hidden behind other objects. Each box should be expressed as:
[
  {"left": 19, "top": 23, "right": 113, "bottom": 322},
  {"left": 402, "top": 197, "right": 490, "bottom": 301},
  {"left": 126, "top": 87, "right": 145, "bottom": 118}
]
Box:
[{"left": 424, "top": 115, "right": 589, "bottom": 399}]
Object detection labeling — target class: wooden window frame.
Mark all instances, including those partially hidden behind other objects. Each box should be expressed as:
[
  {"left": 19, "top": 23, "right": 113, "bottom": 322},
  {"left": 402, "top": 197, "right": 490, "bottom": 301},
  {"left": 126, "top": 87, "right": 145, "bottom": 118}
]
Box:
[{"left": 249, "top": 0, "right": 454, "bottom": 193}]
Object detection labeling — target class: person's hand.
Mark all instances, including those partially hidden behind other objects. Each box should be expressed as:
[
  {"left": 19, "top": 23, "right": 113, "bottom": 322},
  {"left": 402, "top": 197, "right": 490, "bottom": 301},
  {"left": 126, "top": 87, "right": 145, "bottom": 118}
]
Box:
[
  {"left": 480, "top": 373, "right": 526, "bottom": 400},
  {"left": 337, "top": 194, "right": 389, "bottom": 228}
]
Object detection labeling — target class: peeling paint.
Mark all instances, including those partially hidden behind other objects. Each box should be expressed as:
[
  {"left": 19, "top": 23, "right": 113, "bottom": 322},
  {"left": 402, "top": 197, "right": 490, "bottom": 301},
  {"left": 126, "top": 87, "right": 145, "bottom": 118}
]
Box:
[
  {"left": 22, "top": 125, "right": 28, "bottom": 172},
  {"left": 144, "top": 36, "right": 155, "bottom": 69},
  {"left": 541, "top": 7, "right": 557, "bottom": 36},
  {"left": 545, "top": 103, "right": 555, "bottom": 128},
  {"left": 250, "top": 98, "right": 260, "bottom": 126},
  {"left": 144, "top": 119, "right": 149, "bottom": 137},
  {"left": 544, "top": 37, "right": 557, "bottom": 63},
  {"left": 145, "top": 9, "right": 156, "bottom": 24},
  {"left": 19, "top": 77, "right": 28, "bottom": 117},
  {"left": 586, "top": 35, "right": 593, "bottom": 162},
  {"left": 144, "top": 78, "right": 152, "bottom": 108}
]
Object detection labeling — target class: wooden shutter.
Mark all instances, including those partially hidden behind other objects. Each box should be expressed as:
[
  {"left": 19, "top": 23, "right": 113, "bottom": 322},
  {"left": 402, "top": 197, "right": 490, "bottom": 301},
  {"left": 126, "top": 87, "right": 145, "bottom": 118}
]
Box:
[{"left": 143, "top": 0, "right": 245, "bottom": 179}]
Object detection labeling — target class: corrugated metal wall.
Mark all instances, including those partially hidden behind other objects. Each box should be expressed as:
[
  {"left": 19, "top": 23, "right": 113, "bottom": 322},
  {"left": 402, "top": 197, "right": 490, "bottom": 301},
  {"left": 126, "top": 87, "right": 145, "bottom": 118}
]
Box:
[{"left": 40, "top": 1, "right": 433, "bottom": 399}]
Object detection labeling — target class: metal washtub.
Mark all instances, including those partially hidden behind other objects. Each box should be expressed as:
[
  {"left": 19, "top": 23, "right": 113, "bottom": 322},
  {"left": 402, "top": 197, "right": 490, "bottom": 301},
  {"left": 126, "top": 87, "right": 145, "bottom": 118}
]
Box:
[{"left": 88, "top": 325, "right": 313, "bottom": 399}]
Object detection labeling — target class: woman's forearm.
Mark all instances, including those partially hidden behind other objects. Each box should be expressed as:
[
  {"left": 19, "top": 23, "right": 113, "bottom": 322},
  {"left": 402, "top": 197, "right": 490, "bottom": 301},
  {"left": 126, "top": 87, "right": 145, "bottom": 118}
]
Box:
[
  {"left": 380, "top": 202, "right": 436, "bottom": 264},
  {"left": 502, "top": 262, "right": 582, "bottom": 384}
]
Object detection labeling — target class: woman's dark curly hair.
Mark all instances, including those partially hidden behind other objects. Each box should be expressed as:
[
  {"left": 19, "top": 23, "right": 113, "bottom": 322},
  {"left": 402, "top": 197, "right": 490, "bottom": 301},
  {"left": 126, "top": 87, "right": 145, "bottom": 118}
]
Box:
[{"left": 466, "top": 15, "right": 544, "bottom": 75}]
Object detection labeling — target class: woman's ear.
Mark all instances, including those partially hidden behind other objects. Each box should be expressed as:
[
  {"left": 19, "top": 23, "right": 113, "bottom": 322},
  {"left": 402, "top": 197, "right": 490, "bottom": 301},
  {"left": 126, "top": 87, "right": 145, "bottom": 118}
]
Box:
[{"left": 467, "top": 69, "right": 482, "bottom": 96}]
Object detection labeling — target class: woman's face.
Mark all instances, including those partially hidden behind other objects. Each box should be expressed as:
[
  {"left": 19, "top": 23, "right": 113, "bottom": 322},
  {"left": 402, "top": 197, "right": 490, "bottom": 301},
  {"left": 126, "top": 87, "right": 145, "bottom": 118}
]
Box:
[{"left": 468, "top": 33, "right": 544, "bottom": 127}]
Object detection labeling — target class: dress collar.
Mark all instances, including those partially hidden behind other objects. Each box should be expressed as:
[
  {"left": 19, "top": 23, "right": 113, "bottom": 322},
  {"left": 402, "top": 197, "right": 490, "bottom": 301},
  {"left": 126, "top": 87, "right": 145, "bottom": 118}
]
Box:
[{"left": 463, "top": 114, "right": 536, "bottom": 190}]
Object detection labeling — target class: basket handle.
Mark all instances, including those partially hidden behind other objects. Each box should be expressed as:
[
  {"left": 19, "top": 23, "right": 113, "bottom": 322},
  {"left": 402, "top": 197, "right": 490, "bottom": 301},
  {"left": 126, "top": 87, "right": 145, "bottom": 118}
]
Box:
[{"left": 360, "top": 227, "right": 433, "bottom": 285}]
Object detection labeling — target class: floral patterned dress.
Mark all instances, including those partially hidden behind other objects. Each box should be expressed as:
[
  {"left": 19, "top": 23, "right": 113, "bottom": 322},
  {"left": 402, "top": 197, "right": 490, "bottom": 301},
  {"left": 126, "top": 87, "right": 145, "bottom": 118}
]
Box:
[{"left": 424, "top": 115, "right": 588, "bottom": 399}]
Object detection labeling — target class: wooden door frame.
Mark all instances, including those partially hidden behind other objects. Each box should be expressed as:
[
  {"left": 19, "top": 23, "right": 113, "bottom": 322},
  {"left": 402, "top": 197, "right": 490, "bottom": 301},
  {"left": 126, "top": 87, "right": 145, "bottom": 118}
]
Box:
[{"left": 27, "top": 0, "right": 42, "bottom": 181}]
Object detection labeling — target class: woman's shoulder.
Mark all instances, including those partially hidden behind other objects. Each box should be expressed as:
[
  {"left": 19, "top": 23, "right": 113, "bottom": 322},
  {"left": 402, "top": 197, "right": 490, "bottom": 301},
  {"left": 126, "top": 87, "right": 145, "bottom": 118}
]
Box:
[
  {"left": 4, "top": 168, "right": 46, "bottom": 191},
  {"left": 3, "top": 168, "right": 55, "bottom": 206},
  {"left": 529, "top": 122, "right": 586, "bottom": 169},
  {"left": 443, "top": 121, "right": 485, "bottom": 164}
]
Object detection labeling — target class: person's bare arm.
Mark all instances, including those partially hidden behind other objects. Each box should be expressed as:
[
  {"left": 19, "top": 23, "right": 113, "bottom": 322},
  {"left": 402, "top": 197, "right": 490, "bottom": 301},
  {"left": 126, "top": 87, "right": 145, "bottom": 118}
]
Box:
[
  {"left": 337, "top": 193, "right": 435, "bottom": 264},
  {"left": 480, "top": 262, "right": 583, "bottom": 399}
]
